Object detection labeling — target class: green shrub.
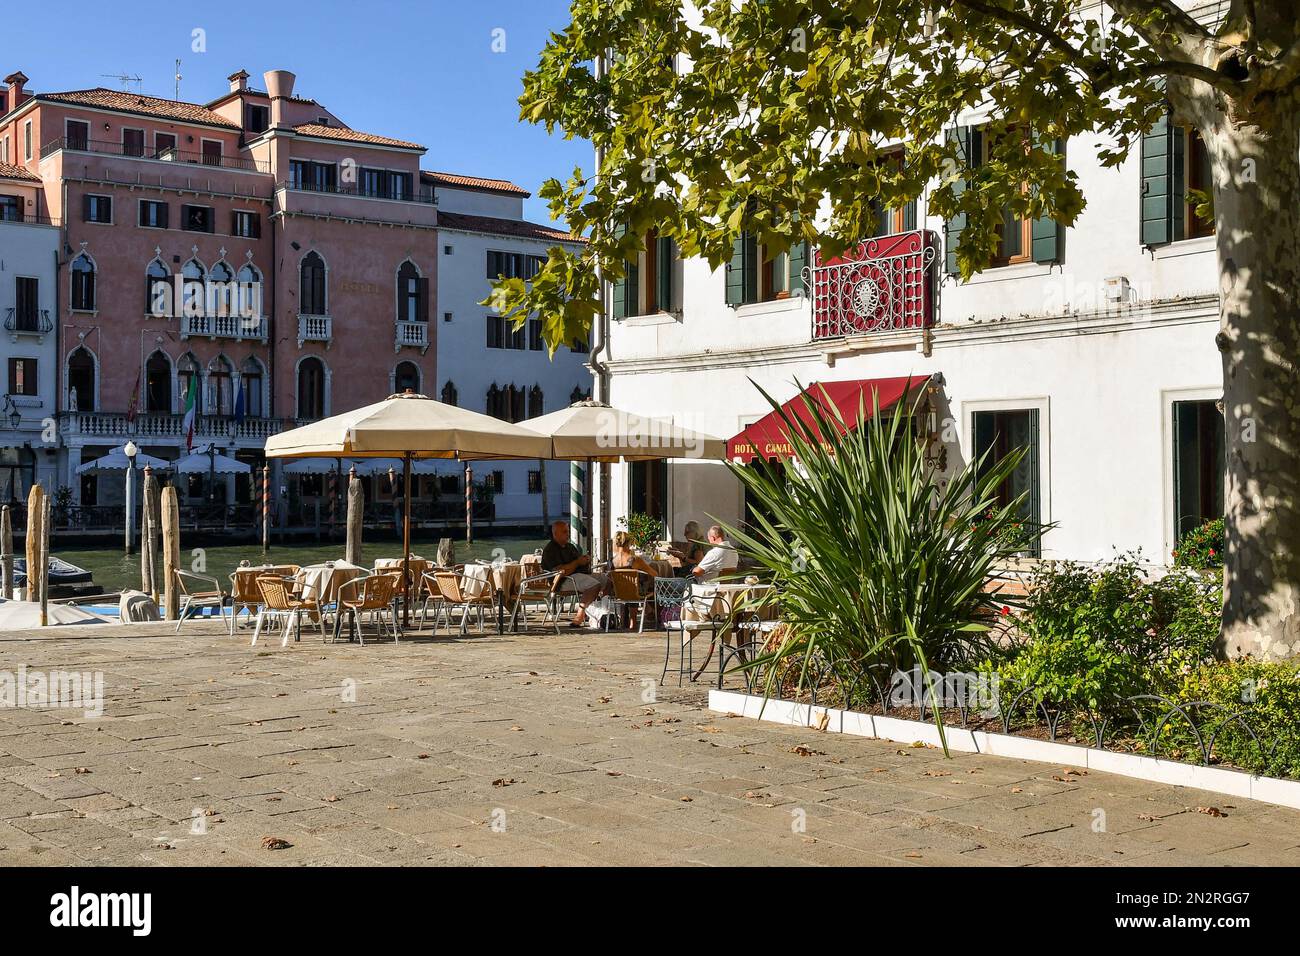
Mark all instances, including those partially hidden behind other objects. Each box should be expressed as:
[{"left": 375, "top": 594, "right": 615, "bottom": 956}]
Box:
[
  {"left": 1170, "top": 661, "right": 1300, "bottom": 779},
  {"left": 1172, "top": 517, "right": 1224, "bottom": 570},
  {"left": 998, "top": 555, "right": 1219, "bottom": 718},
  {"left": 618, "top": 512, "right": 665, "bottom": 552}
]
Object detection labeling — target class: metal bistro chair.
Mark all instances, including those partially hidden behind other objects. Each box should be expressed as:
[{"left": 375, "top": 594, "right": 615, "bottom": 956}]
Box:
[
  {"left": 608, "top": 568, "right": 655, "bottom": 633},
  {"left": 656, "top": 578, "right": 724, "bottom": 686},
  {"left": 174, "top": 569, "right": 230, "bottom": 633},
  {"left": 333, "top": 572, "right": 400, "bottom": 645},
  {"left": 718, "top": 589, "right": 781, "bottom": 693},
  {"left": 252, "top": 575, "right": 326, "bottom": 647},
  {"left": 432, "top": 569, "right": 495, "bottom": 636},
  {"left": 508, "top": 569, "right": 562, "bottom": 633}
]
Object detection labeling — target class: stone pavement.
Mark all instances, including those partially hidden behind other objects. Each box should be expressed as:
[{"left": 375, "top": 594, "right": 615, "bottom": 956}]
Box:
[{"left": 1, "top": 619, "right": 1298, "bottom": 867}]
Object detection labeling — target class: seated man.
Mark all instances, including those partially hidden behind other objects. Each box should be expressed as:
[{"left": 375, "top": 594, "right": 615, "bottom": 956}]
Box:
[
  {"left": 692, "top": 525, "right": 739, "bottom": 582},
  {"left": 541, "top": 520, "right": 606, "bottom": 627}
]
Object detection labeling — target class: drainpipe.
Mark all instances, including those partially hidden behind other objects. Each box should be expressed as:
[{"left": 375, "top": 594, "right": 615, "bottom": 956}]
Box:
[{"left": 589, "top": 50, "right": 612, "bottom": 562}]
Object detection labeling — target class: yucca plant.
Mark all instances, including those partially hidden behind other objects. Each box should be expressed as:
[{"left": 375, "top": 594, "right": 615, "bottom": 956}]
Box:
[{"left": 722, "top": 379, "right": 1044, "bottom": 749}]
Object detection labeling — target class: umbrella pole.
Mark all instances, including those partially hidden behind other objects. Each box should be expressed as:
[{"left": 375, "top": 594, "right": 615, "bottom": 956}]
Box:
[
  {"left": 402, "top": 453, "right": 412, "bottom": 628},
  {"left": 585, "top": 456, "right": 594, "bottom": 559}
]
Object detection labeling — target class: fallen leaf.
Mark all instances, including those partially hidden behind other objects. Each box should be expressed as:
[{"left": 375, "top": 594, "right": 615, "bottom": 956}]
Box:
[
  {"left": 790, "top": 745, "right": 825, "bottom": 757},
  {"left": 261, "top": 836, "right": 292, "bottom": 850},
  {"left": 1196, "top": 806, "right": 1226, "bottom": 817},
  {"left": 492, "top": 778, "right": 517, "bottom": 787}
]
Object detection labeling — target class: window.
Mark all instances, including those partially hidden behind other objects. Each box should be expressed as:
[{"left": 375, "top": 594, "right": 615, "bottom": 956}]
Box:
[
  {"left": 486, "top": 250, "right": 544, "bottom": 280},
  {"left": 289, "top": 159, "right": 337, "bottom": 192},
  {"left": 972, "top": 409, "right": 1042, "bottom": 556},
  {"left": 14, "top": 277, "right": 38, "bottom": 329},
  {"left": 441, "top": 381, "right": 458, "bottom": 406},
  {"left": 629, "top": 460, "right": 668, "bottom": 527},
  {"left": 394, "top": 361, "right": 420, "bottom": 394},
  {"left": 486, "top": 384, "right": 525, "bottom": 422},
  {"left": 300, "top": 252, "right": 327, "bottom": 314},
  {"left": 438, "top": 474, "right": 460, "bottom": 494},
  {"left": 145, "top": 259, "right": 170, "bottom": 315},
  {"left": 177, "top": 353, "right": 201, "bottom": 414},
  {"left": 145, "top": 351, "right": 171, "bottom": 412},
  {"left": 182, "top": 205, "right": 213, "bottom": 233},
  {"left": 1173, "top": 399, "right": 1224, "bottom": 541},
  {"left": 0, "top": 195, "right": 19, "bottom": 222},
  {"left": 209, "top": 262, "right": 234, "bottom": 316},
  {"left": 7, "top": 358, "right": 36, "bottom": 396},
  {"left": 527, "top": 470, "right": 543, "bottom": 494},
  {"left": 485, "top": 314, "right": 522, "bottom": 349},
  {"left": 84, "top": 194, "right": 112, "bottom": 224},
  {"left": 489, "top": 470, "right": 504, "bottom": 494},
  {"left": 154, "top": 132, "right": 177, "bottom": 158},
  {"left": 443, "top": 312, "right": 453, "bottom": 323},
  {"left": 201, "top": 140, "right": 223, "bottom": 166},
  {"left": 231, "top": 210, "right": 260, "bottom": 238},
  {"left": 70, "top": 255, "right": 95, "bottom": 311},
  {"left": 361, "top": 168, "right": 413, "bottom": 200},
  {"left": 397, "top": 261, "right": 426, "bottom": 323},
  {"left": 245, "top": 104, "right": 270, "bottom": 134},
  {"left": 139, "top": 200, "right": 168, "bottom": 229},
  {"left": 570, "top": 385, "right": 590, "bottom": 404},
  {"left": 868, "top": 153, "right": 918, "bottom": 236},
  {"left": 206, "top": 356, "right": 233, "bottom": 416},
  {"left": 66, "top": 120, "right": 89, "bottom": 152},
  {"left": 239, "top": 358, "right": 264, "bottom": 417},
  {"left": 123, "top": 128, "right": 145, "bottom": 157},
  {"left": 528, "top": 385, "right": 543, "bottom": 419},
  {"left": 67, "top": 347, "right": 96, "bottom": 411},
  {"left": 24, "top": 121, "right": 32, "bottom": 161},
  {"left": 612, "top": 229, "right": 679, "bottom": 318},
  {"left": 444, "top": 245, "right": 454, "bottom": 255},
  {"left": 723, "top": 231, "right": 808, "bottom": 307},
  {"left": 298, "top": 357, "right": 326, "bottom": 420},
  {"left": 181, "top": 260, "right": 205, "bottom": 315},
  {"left": 528, "top": 316, "right": 543, "bottom": 351}
]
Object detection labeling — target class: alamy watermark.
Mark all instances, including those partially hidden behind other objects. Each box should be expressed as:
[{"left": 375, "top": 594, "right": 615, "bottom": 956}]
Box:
[
  {"left": 888, "top": 666, "right": 1000, "bottom": 718},
  {"left": 0, "top": 666, "right": 104, "bottom": 718}
]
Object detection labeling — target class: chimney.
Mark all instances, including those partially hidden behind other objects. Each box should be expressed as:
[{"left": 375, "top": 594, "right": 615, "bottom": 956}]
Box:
[
  {"left": 4, "top": 71, "right": 28, "bottom": 115},
  {"left": 263, "top": 70, "right": 296, "bottom": 128},
  {"left": 227, "top": 69, "right": 249, "bottom": 93}
]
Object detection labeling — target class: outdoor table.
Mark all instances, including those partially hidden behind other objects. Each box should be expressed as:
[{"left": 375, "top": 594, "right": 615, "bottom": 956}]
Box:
[
  {"left": 462, "top": 561, "right": 524, "bottom": 633},
  {"left": 690, "top": 582, "right": 775, "bottom": 682},
  {"left": 296, "top": 561, "right": 367, "bottom": 608},
  {"left": 648, "top": 558, "right": 675, "bottom": 579}
]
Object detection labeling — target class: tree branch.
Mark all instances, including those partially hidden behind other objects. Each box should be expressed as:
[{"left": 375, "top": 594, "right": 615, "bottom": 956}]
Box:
[{"left": 1104, "top": 0, "right": 1211, "bottom": 63}]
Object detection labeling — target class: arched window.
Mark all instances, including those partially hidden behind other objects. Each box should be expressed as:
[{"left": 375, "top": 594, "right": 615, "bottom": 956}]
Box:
[
  {"left": 298, "top": 357, "right": 326, "bottom": 420},
  {"left": 486, "top": 383, "right": 502, "bottom": 419},
  {"left": 209, "top": 262, "right": 234, "bottom": 317},
  {"left": 182, "top": 259, "right": 205, "bottom": 316},
  {"left": 145, "top": 351, "right": 171, "bottom": 413},
  {"left": 441, "top": 381, "right": 458, "bottom": 407},
  {"left": 301, "top": 252, "right": 327, "bottom": 315},
  {"left": 509, "top": 385, "right": 525, "bottom": 423},
  {"left": 239, "top": 357, "right": 264, "bottom": 417},
  {"left": 397, "top": 260, "right": 425, "bottom": 323},
  {"left": 570, "top": 385, "right": 590, "bottom": 405},
  {"left": 207, "top": 355, "right": 233, "bottom": 416},
  {"left": 145, "top": 259, "right": 170, "bottom": 316},
  {"left": 177, "top": 353, "right": 202, "bottom": 414},
  {"left": 237, "top": 263, "right": 263, "bottom": 319},
  {"left": 67, "top": 348, "right": 96, "bottom": 412},
  {"left": 70, "top": 254, "right": 95, "bottom": 311},
  {"left": 394, "top": 361, "right": 420, "bottom": 394},
  {"left": 528, "top": 385, "right": 543, "bottom": 419}
]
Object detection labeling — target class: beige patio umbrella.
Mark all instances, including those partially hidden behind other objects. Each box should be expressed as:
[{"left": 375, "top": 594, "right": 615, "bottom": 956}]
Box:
[
  {"left": 487, "top": 400, "right": 727, "bottom": 555},
  {"left": 265, "top": 391, "right": 552, "bottom": 622}
]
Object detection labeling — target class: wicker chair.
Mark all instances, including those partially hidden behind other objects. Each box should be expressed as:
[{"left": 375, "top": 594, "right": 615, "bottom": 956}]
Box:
[
  {"left": 334, "top": 572, "right": 400, "bottom": 645},
  {"left": 252, "top": 575, "right": 324, "bottom": 646},
  {"left": 432, "top": 570, "right": 495, "bottom": 635},
  {"left": 174, "top": 570, "right": 229, "bottom": 633},
  {"left": 608, "top": 568, "right": 655, "bottom": 632},
  {"left": 228, "top": 565, "right": 300, "bottom": 634},
  {"left": 508, "top": 569, "right": 562, "bottom": 633}
]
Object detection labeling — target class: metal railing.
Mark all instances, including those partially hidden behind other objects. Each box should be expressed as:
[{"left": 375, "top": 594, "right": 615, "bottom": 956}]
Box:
[
  {"left": 0, "top": 210, "right": 60, "bottom": 227},
  {"left": 41, "top": 136, "right": 269, "bottom": 174},
  {"left": 280, "top": 179, "right": 437, "bottom": 205},
  {"left": 180, "top": 314, "right": 268, "bottom": 342},
  {"left": 395, "top": 319, "right": 429, "bottom": 348},
  {"left": 4, "top": 308, "right": 52, "bottom": 334},
  {"left": 809, "top": 229, "right": 940, "bottom": 340}
]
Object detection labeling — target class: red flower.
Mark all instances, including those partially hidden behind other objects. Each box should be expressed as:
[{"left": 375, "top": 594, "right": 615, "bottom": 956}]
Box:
[
  {"left": 1208, "top": 548, "right": 1216, "bottom": 557},
  {"left": 1000, "top": 606, "right": 1010, "bottom": 616}
]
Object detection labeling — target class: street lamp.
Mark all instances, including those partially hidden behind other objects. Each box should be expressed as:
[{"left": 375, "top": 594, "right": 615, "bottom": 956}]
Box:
[
  {"left": 124, "top": 440, "right": 138, "bottom": 556},
  {"left": 2, "top": 396, "right": 19, "bottom": 430}
]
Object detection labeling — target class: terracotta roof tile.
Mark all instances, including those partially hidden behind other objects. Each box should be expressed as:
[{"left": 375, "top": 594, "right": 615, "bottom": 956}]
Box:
[
  {"left": 437, "top": 211, "right": 584, "bottom": 244},
  {"left": 420, "top": 170, "right": 530, "bottom": 197},
  {"left": 0, "top": 161, "right": 39, "bottom": 182},
  {"left": 293, "top": 123, "right": 423, "bottom": 150},
  {"left": 36, "top": 88, "right": 239, "bottom": 129}
]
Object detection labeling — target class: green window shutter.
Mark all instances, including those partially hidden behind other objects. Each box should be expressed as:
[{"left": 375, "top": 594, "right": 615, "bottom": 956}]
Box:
[
  {"left": 725, "top": 232, "right": 753, "bottom": 306},
  {"left": 610, "top": 224, "right": 631, "bottom": 319},
  {"left": 1031, "top": 138, "right": 1064, "bottom": 264},
  {"left": 1141, "top": 103, "right": 1185, "bottom": 246},
  {"left": 656, "top": 235, "right": 674, "bottom": 311},
  {"left": 944, "top": 125, "right": 981, "bottom": 275},
  {"left": 788, "top": 240, "right": 808, "bottom": 295}
]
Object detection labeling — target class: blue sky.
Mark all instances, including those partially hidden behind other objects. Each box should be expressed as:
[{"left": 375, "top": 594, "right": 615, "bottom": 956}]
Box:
[{"left": 5, "top": 0, "right": 589, "bottom": 224}]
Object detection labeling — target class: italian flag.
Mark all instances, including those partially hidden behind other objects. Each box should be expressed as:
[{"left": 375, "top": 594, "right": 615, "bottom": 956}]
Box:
[{"left": 181, "top": 380, "right": 197, "bottom": 451}]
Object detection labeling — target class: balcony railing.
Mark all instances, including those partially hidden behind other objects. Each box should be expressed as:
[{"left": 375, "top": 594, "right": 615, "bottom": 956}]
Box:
[
  {"left": 0, "top": 211, "right": 59, "bottom": 227},
  {"left": 809, "top": 229, "right": 940, "bottom": 340},
  {"left": 40, "top": 136, "right": 269, "bottom": 174},
  {"left": 395, "top": 319, "right": 429, "bottom": 349},
  {"left": 180, "top": 314, "right": 268, "bottom": 342},
  {"left": 60, "top": 411, "right": 285, "bottom": 442},
  {"left": 4, "top": 308, "right": 52, "bottom": 335},
  {"left": 281, "top": 180, "right": 437, "bottom": 205},
  {"left": 298, "top": 314, "right": 332, "bottom": 346}
]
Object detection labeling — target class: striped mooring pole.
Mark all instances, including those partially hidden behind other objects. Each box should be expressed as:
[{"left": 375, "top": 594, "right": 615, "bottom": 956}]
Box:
[
  {"left": 570, "top": 460, "right": 585, "bottom": 551},
  {"left": 465, "top": 464, "right": 473, "bottom": 544},
  {"left": 261, "top": 463, "right": 270, "bottom": 552}
]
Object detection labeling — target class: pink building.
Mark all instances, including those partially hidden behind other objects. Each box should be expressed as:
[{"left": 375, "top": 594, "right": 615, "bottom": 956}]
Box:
[{"left": 0, "top": 69, "right": 438, "bottom": 512}]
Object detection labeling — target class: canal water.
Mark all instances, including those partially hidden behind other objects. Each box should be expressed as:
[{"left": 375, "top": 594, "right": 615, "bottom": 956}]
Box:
[{"left": 56, "top": 537, "right": 547, "bottom": 595}]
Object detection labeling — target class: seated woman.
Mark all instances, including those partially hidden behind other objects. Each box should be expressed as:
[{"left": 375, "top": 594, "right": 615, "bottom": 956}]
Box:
[
  {"left": 670, "top": 520, "right": 707, "bottom": 577},
  {"left": 609, "top": 531, "right": 659, "bottom": 629}
]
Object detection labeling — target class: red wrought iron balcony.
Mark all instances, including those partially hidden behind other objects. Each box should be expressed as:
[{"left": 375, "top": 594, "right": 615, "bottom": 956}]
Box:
[{"left": 809, "top": 229, "right": 940, "bottom": 341}]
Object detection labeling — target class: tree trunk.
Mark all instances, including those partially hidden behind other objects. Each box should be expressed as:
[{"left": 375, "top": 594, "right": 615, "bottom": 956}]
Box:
[{"left": 1209, "top": 108, "right": 1300, "bottom": 659}]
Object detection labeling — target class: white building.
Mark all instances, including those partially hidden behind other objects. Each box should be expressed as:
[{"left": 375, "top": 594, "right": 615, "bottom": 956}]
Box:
[
  {"left": 601, "top": 108, "right": 1224, "bottom": 567},
  {"left": 0, "top": 161, "right": 60, "bottom": 500},
  {"left": 424, "top": 171, "right": 591, "bottom": 528}
]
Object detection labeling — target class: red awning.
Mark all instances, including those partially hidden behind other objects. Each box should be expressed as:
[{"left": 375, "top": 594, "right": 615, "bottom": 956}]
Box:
[{"left": 727, "top": 376, "right": 929, "bottom": 463}]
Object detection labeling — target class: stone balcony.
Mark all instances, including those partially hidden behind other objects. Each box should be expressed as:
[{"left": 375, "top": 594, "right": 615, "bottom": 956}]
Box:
[
  {"left": 59, "top": 411, "right": 285, "bottom": 445},
  {"left": 394, "top": 319, "right": 429, "bottom": 351},
  {"left": 180, "top": 314, "right": 269, "bottom": 343},
  {"left": 298, "top": 314, "right": 333, "bottom": 347}
]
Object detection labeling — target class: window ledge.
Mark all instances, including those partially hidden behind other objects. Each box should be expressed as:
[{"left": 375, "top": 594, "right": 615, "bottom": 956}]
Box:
[
  {"left": 1152, "top": 235, "right": 1216, "bottom": 260},
  {"left": 733, "top": 295, "right": 807, "bottom": 319},
  {"left": 957, "top": 261, "right": 1055, "bottom": 286},
  {"left": 622, "top": 310, "right": 679, "bottom": 327},
  {"left": 11, "top": 395, "right": 43, "bottom": 407}
]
